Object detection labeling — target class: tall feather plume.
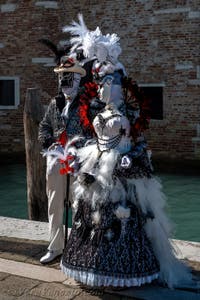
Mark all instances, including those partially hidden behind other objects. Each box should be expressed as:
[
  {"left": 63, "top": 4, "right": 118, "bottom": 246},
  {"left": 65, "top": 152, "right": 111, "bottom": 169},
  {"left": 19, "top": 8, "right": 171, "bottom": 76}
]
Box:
[
  {"left": 63, "top": 14, "right": 89, "bottom": 53},
  {"left": 38, "top": 38, "right": 71, "bottom": 65}
]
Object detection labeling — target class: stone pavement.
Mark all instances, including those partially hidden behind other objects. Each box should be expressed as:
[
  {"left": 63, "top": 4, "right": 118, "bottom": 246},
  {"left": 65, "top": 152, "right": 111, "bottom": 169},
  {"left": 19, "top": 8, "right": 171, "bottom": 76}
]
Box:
[{"left": 0, "top": 217, "right": 200, "bottom": 300}]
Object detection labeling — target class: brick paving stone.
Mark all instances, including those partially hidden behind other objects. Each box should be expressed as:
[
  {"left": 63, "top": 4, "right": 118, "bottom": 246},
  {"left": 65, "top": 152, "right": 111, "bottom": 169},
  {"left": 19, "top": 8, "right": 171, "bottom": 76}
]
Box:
[
  {"left": 0, "top": 272, "right": 10, "bottom": 281},
  {"left": 0, "top": 275, "right": 40, "bottom": 297},
  {"left": 30, "top": 282, "right": 81, "bottom": 300},
  {"left": 72, "top": 286, "right": 129, "bottom": 300},
  {"left": 74, "top": 291, "right": 123, "bottom": 300},
  {"left": 0, "top": 293, "right": 17, "bottom": 300},
  {"left": 19, "top": 295, "right": 49, "bottom": 300}
]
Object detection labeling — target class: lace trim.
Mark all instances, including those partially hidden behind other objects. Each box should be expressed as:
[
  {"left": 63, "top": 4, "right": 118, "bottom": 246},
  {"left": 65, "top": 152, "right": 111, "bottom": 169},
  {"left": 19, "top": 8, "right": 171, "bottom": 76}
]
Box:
[{"left": 60, "top": 261, "right": 159, "bottom": 287}]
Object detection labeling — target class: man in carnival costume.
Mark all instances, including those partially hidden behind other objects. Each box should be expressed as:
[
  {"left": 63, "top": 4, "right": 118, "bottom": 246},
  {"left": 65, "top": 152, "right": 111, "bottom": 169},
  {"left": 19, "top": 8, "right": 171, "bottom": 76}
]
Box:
[
  {"left": 46, "top": 15, "right": 196, "bottom": 289},
  {"left": 38, "top": 37, "right": 104, "bottom": 264}
]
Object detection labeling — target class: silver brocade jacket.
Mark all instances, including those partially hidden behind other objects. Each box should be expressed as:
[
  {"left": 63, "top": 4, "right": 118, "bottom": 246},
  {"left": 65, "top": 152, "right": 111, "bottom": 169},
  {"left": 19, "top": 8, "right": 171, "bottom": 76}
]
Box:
[{"left": 38, "top": 95, "right": 105, "bottom": 149}]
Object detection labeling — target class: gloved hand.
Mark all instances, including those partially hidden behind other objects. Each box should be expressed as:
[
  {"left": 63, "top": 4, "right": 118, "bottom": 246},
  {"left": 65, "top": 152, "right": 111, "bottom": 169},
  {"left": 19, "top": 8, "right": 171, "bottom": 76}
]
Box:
[{"left": 48, "top": 142, "right": 64, "bottom": 154}]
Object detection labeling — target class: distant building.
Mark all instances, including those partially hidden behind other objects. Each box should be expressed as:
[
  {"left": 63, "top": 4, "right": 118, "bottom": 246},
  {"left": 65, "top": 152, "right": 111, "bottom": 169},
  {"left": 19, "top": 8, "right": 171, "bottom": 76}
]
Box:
[{"left": 0, "top": 1, "right": 199, "bottom": 159}]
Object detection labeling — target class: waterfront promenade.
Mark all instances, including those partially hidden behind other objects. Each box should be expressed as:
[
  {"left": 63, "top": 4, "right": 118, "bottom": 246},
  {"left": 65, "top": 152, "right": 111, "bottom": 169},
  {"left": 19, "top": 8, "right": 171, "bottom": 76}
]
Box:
[{"left": 0, "top": 216, "right": 200, "bottom": 300}]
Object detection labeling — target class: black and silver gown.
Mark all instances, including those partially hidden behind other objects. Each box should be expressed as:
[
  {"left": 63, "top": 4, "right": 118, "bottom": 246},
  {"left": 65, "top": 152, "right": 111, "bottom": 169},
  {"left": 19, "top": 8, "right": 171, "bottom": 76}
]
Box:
[
  {"left": 61, "top": 104, "right": 193, "bottom": 288},
  {"left": 61, "top": 106, "right": 162, "bottom": 287}
]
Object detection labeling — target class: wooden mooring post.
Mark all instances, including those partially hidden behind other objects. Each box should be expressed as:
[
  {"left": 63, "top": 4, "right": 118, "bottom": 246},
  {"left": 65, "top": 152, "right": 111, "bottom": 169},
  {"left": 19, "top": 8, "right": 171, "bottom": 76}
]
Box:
[{"left": 24, "top": 88, "right": 48, "bottom": 221}]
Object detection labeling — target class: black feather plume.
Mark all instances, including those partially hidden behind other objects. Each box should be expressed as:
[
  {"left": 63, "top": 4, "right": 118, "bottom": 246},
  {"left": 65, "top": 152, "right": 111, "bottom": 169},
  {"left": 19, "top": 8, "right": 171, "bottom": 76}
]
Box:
[{"left": 38, "top": 38, "right": 71, "bottom": 65}]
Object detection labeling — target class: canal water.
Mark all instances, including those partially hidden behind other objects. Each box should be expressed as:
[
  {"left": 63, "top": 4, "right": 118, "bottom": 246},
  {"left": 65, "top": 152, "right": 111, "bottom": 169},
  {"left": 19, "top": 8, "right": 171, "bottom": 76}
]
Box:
[{"left": 0, "top": 163, "right": 199, "bottom": 242}]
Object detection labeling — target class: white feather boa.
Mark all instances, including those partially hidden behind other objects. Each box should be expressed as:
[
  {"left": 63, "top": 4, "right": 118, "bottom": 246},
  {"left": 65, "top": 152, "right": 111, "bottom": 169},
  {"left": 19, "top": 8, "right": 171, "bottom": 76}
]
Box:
[{"left": 128, "top": 178, "right": 193, "bottom": 288}]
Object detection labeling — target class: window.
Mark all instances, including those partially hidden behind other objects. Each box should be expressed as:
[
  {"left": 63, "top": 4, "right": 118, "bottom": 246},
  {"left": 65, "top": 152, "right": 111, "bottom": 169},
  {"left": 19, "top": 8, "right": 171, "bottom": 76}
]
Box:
[
  {"left": 139, "top": 84, "right": 164, "bottom": 120},
  {"left": 0, "top": 77, "right": 20, "bottom": 109}
]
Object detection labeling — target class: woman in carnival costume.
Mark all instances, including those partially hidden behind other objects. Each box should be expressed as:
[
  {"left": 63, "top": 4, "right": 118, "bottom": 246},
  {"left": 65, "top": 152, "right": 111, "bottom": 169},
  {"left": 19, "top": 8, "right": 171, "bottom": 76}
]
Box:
[{"left": 49, "top": 15, "right": 196, "bottom": 289}]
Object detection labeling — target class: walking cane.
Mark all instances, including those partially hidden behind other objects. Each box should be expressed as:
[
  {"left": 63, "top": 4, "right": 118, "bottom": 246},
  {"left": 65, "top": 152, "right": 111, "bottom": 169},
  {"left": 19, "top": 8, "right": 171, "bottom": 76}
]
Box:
[{"left": 65, "top": 173, "right": 70, "bottom": 246}]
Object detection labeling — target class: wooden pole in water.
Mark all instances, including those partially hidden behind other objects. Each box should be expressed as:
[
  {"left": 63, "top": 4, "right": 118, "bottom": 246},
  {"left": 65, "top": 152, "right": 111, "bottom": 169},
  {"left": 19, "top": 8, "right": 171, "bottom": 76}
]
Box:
[{"left": 24, "top": 88, "right": 48, "bottom": 221}]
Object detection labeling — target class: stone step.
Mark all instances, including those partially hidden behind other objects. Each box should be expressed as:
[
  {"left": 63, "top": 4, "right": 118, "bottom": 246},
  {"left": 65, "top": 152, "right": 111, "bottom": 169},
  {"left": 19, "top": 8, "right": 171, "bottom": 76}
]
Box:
[{"left": 0, "top": 216, "right": 200, "bottom": 262}]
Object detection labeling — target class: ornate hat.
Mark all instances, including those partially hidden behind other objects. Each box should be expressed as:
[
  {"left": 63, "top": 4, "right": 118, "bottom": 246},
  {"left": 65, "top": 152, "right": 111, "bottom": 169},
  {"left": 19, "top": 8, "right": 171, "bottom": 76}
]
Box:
[{"left": 54, "top": 56, "right": 86, "bottom": 77}]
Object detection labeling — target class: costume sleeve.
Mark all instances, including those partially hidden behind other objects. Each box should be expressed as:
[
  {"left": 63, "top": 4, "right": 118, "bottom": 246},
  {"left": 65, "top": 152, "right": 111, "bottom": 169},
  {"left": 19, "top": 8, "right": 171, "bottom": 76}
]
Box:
[{"left": 38, "top": 100, "right": 56, "bottom": 149}]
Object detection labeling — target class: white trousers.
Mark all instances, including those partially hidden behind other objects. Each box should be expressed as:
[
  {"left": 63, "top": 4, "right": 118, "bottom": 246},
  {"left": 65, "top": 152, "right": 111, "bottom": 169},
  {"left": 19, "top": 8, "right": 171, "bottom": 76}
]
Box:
[{"left": 46, "top": 157, "right": 67, "bottom": 251}]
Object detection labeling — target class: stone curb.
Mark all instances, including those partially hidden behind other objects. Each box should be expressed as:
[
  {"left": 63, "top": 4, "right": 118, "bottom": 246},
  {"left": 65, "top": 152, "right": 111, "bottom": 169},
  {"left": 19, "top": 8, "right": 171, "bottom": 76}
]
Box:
[
  {"left": 0, "top": 258, "right": 66, "bottom": 282},
  {"left": 0, "top": 216, "right": 200, "bottom": 262}
]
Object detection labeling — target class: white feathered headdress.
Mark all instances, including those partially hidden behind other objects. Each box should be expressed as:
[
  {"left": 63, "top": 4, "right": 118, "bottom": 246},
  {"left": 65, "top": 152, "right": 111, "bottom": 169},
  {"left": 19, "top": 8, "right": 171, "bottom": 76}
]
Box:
[
  {"left": 63, "top": 14, "right": 122, "bottom": 65},
  {"left": 63, "top": 14, "right": 101, "bottom": 58}
]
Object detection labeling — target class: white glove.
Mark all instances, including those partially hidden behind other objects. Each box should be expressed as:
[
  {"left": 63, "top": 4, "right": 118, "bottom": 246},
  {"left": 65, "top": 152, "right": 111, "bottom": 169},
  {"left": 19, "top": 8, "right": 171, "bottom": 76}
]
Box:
[{"left": 48, "top": 142, "right": 64, "bottom": 154}]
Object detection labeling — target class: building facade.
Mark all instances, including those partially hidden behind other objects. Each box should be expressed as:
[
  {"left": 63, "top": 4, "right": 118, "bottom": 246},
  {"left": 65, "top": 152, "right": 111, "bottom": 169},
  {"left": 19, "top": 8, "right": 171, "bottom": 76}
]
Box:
[{"left": 0, "top": 0, "right": 199, "bottom": 159}]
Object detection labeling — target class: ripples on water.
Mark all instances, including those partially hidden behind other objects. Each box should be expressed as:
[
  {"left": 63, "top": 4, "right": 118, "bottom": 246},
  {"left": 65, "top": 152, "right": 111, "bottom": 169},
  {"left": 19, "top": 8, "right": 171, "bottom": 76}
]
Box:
[
  {"left": 159, "top": 173, "right": 200, "bottom": 242},
  {"left": 0, "top": 164, "right": 27, "bottom": 219},
  {"left": 0, "top": 164, "right": 199, "bottom": 242}
]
